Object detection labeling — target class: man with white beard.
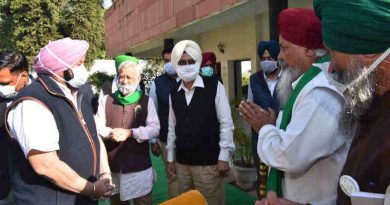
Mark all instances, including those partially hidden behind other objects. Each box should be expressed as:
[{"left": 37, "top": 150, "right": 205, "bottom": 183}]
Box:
[
  {"left": 239, "top": 8, "right": 350, "bottom": 204},
  {"left": 314, "top": 1, "right": 390, "bottom": 205},
  {"left": 253, "top": 1, "right": 389, "bottom": 205}
]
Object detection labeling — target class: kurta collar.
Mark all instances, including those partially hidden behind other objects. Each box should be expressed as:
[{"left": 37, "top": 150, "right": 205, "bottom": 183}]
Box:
[{"left": 177, "top": 75, "right": 204, "bottom": 92}]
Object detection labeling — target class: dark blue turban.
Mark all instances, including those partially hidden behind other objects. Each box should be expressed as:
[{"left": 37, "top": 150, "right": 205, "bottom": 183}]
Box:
[{"left": 257, "top": 40, "right": 280, "bottom": 61}]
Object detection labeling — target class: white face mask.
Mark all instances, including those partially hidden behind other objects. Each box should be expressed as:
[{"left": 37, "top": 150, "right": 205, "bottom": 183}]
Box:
[
  {"left": 42, "top": 64, "right": 88, "bottom": 89},
  {"left": 117, "top": 83, "right": 137, "bottom": 96},
  {"left": 0, "top": 74, "right": 21, "bottom": 98},
  {"left": 67, "top": 64, "right": 88, "bottom": 88},
  {"left": 176, "top": 63, "right": 200, "bottom": 82}
]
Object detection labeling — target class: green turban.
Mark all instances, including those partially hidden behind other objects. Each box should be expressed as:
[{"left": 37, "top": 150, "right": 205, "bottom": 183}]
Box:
[
  {"left": 314, "top": 0, "right": 390, "bottom": 54},
  {"left": 114, "top": 54, "right": 139, "bottom": 72}
]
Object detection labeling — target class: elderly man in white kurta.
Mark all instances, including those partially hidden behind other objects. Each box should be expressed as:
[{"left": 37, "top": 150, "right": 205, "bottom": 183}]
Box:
[
  {"left": 239, "top": 9, "right": 351, "bottom": 205},
  {"left": 95, "top": 55, "right": 159, "bottom": 205}
]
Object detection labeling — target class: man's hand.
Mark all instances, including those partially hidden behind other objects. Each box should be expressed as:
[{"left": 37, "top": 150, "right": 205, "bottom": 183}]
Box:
[
  {"left": 151, "top": 142, "right": 162, "bottom": 156},
  {"left": 254, "top": 191, "right": 303, "bottom": 205},
  {"left": 111, "top": 128, "right": 132, "bottom": 142},
  {"left": 98, "top": 172, "right": 114, "bottom": 199},
  {"left": 239, "top": 101, "right": 276, "bottom": 134},
  {"left": 217, "top": 160, "right": 230, "bottom": 177},
  {"left": 91, "top": 178, "right": 115, "bottom": 199},
  {"left": 166, "top": 162, "right": 176, "bottom": 177}
]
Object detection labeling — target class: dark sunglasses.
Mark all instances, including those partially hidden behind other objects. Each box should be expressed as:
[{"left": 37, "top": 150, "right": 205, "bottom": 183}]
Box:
[{"left": 178, "top": 59, "right": 196, "bottom": 66}]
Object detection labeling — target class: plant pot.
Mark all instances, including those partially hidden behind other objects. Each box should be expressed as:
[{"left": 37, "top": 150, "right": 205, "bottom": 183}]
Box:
[{"left": 233, "top": 165, "right": 257, "bottom": 190}]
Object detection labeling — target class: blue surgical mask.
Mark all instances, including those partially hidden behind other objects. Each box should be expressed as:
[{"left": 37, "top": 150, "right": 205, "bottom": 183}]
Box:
[
  {"left": 164, "top": 62, "right": 176, "bottom": 76},
  {"left": 260, "top": 60, "right": 278, "bottom": 74},
  {"left": 200, "top": 66, "right": 214, "bottom": 77}
]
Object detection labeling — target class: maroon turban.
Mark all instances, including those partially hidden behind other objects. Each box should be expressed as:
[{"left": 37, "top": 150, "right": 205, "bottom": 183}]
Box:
[
  {"left": 201, "top": 52, "right": 216, "bottom": 67},
  {"left": 278, "top": 8, "right": 324, "bottom": 49}
]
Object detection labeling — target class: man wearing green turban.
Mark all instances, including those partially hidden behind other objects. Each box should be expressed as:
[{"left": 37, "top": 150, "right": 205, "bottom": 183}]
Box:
[
  {"left": 314, "top": 0, "right": 390, "bottom": 205},
  {"left": 95, "top": 55, "right": 160, "bottom": 205},
  {"left": 255, "top": 0, "right": 390, "bottom": 205}
]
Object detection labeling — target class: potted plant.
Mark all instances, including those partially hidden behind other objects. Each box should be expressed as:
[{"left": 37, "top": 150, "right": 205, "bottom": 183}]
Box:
[
  {"left": 230, "top": 100, "right": 257, "bottom": 190},
  {"left": 231, "top": 128, "right": 257, "bottom": 190}
]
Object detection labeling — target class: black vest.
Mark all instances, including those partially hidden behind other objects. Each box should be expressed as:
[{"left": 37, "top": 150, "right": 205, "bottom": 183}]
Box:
[
  {"left": 6, "top": 74, "right": 100, "bottom": 205},
  {"left": 0, "top": 98, "right": 11, "bottom": 200},
  {"left": 154, "top": 73, "right": 178, "bottom": 142},
  {"left": 171, "top": 77, "right": 220, "bottom": 166},
  {"left": 249, "top": 71, "right": 280, "bottom": 139}
]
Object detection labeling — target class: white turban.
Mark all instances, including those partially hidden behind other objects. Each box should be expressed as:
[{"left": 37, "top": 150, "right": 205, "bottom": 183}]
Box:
[{"left": 171, "top": 40, "right": 202, "bottom": 70}]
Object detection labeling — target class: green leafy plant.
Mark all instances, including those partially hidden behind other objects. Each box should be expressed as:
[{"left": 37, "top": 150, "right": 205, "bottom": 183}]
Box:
[
  {"left": 141, "top": 57, "right": 164, "bottom": 92},
  {"left": 232, "top": 128, "right": 253, "bottom": 167},
  {"left": 87, "top": 72, "right": 114, "bottom": 94},
  {"left": 230, "top": 100, "right": 254, "bottom": 167}
]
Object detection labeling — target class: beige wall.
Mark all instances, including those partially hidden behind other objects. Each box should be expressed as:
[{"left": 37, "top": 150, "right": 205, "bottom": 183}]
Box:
[
  {"left": 195, "top": 0, "right": 313, "bottom": 102},
  {"left": 198, "top": 15, "right": 260, "bottom": 101}
]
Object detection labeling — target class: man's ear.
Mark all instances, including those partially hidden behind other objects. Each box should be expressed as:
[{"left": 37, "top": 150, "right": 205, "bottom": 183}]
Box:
[
  {"left": 304, "top": 48, "right": 315, "bottom": 57},
  {"left": 20, "top": 70, "right": 28, "bottom": 78},
  {"left": 362, "top": 53, "right": 382, "bottom": 65},
  {"left": 63, "top": 69, "right": 74, "bottom": 81}
]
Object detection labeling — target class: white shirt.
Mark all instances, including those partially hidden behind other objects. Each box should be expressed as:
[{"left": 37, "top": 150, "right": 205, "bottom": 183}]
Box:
[
  {"left": 149, "top": 75, "right": 180, "bottom": 112},
  {"left": 247, "top": 70, "right": 281, "bottom": 102},
  {"left": 95, "top": 94, "right": 160, "bottom": 143},
  {"left": 7, "top": 79, "right": 77, "bottom": 157},
  {"left": 166, "top": 75, "right": 235, "bottom": 162},
  {"left": 257, "top": 65, "right": 351, "bottom": 204}
]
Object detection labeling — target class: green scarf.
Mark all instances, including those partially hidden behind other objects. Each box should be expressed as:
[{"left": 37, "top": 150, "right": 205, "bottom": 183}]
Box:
[
  {"left": 266, "top": 55, "right": 330, "bottom": 196},
  {"left": 114, "top": 90, "right": 142, "bottom": 105}
]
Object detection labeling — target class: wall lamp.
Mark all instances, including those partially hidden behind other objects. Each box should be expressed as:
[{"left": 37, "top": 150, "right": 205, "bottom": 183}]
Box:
[{"left": 217, "top": 42, "right": 225, "bottom": 54}]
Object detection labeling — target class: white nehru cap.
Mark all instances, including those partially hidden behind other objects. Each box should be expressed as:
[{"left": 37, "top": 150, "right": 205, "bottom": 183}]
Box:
[{"left": 171, "top": 40, "right": 202, "bottom": 70}]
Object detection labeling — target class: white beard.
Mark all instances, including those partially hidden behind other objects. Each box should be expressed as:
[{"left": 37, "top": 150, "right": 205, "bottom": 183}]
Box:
[
  {"left": 276, "top": 61, "right": 302, "bottom": 109},
  {"left": 333, "top": 58, "right": 377, "bottom": 137}
]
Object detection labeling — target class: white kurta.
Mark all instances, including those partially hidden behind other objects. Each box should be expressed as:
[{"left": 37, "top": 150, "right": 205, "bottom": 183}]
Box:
[
  {"left": 95, "top": 94, "right": 160, "bottom": 201},
  {"left": 257, "top": 64, "right": 351, "bottom": 205}
]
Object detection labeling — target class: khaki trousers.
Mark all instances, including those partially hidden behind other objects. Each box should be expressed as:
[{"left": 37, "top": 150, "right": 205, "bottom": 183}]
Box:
[
  {"left": 160, "top": 141, "right": 180, "bottom": 198},
  {"left": 176, "top": 163, "right": 225, "bottom": 205}
]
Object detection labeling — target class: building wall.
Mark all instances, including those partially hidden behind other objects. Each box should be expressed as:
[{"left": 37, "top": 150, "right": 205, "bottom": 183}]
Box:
[
  {"left": 105, "top": 0, "right": 313, "bottom": 101},
  {"left": 104, "top": 0, "right": 246, "bottom": 57},
  {"left": 198, "top": 15, "right": 260, "bottom": 101}
]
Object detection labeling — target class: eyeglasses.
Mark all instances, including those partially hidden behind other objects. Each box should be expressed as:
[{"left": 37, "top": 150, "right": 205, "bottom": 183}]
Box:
[{"left": 178, "top": 59, "right": 196, "bottom": 66}]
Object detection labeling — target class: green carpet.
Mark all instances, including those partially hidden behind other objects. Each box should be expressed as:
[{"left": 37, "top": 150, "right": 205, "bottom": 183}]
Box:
[{"left": 99, "top": 154, "right": 256, "bottom": 205}]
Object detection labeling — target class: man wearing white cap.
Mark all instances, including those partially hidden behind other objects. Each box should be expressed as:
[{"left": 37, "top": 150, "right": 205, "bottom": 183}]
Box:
[{"left": 166, "top": 40, "right": 235, "bottom": 205}]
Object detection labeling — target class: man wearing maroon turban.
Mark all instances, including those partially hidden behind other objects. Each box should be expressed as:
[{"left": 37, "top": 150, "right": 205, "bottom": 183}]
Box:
[
  {"left": 240, "top": 9, "right": 350, "bottom": 204},
  {"left": 200, "top": 52, "right": 223, "bottom": 82},
  {"left": 5, "top": 38, "right": 114, "bottom": 205}
]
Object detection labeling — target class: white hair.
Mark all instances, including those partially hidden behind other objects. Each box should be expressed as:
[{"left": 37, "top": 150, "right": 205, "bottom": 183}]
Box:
[
  {"left": 314, "top": 49, "right": 328, "bottom": 58},
  {"left": 118, "top": 61, "right": 142, "bottom": 74}
]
